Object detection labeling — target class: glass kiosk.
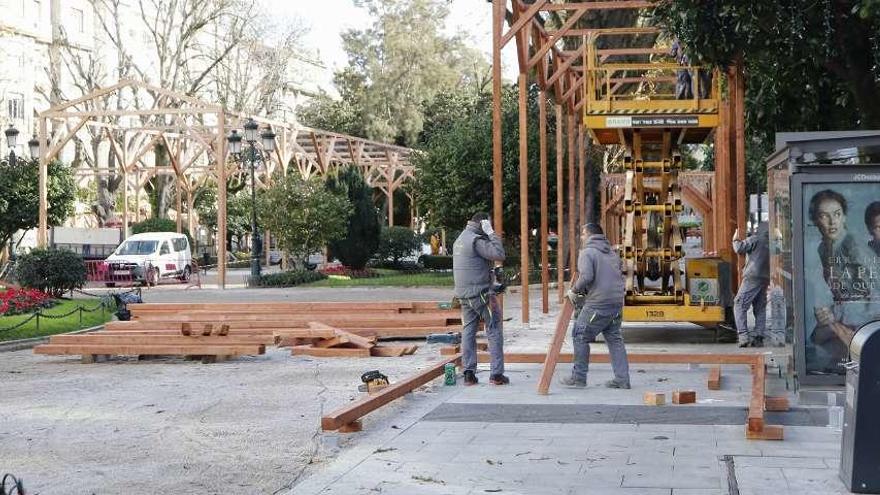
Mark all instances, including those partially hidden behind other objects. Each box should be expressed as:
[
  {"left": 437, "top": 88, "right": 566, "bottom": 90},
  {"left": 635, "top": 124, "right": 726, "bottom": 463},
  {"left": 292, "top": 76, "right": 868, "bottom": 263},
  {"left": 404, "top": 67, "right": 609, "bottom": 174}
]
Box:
[{"left": 766, "top": 131, "right": 880, "bottom": 387}]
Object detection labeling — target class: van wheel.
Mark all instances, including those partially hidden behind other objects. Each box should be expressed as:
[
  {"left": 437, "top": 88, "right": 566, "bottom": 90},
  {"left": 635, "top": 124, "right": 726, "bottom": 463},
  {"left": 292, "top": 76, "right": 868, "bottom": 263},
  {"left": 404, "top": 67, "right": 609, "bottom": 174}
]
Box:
[
  {"left": 147, "top": 267, "right": 159, "bottom": 287},
  {"left": 179, "top": 265, "right": 192, "bottom": 282}
]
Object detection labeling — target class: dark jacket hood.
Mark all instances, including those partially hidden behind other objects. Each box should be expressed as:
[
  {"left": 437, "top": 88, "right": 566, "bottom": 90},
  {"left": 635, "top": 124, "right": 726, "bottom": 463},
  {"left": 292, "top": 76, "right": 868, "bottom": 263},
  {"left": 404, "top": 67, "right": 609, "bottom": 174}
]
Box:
[{"left": 586, "top": 234, "right": 612, "bottom": 253}]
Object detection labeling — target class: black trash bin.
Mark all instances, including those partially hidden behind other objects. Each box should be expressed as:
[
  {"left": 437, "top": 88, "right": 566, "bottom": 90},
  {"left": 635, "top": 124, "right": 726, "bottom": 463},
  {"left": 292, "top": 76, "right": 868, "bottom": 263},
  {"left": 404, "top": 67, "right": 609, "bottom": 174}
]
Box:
[{"left": 840, "top": 320, "right": 880, "bottom": 493}]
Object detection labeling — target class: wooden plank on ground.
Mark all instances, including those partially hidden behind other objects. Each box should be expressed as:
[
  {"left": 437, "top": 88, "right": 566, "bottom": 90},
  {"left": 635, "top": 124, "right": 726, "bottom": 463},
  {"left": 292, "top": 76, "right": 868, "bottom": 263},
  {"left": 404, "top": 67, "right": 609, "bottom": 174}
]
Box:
[
  {"left": 708, "top": 365, "right": 722, "bottom": 390},
  {"left": 312, "top": 335, "right": 350, "bottom": 348},
  {"left": 291, "top": 346, "right": 370, "bottom": 358},
  {"left": 308, "top": 322, "right": 376, "bottom": 349},
  {"left": 445, "top": 349, "right": 761, "bottom": 365},
  {"left": 764, "top": 396, "right": 790, "bottom": 412},
  {"left": 537, "top": 300, "right": 574, "bottom": 395},
  {"left": 272, "top": 329, "right": 338, "bottom": 339},
  {"left": 748, "top": 357, "right": 766, "bottom": 433},
  {"left": 322, "top": 354, "right": 461, "bottom": 431},
  {"left": 34, "top": 344, "right": 265, "bottom": 356},
  {"left": 49, "top": 335, "right": 269, "bottom": 345}
]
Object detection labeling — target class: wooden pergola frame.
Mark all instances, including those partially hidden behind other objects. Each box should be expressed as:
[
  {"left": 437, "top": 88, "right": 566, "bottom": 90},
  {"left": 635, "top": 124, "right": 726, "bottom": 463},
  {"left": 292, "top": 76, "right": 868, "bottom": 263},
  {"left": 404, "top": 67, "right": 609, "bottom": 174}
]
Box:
[
  {"left": 492, "top": 0, "right": 746, "bottom": 323},
  {"left": 35, "top": 79, "right": 415, "bottom": 288}
]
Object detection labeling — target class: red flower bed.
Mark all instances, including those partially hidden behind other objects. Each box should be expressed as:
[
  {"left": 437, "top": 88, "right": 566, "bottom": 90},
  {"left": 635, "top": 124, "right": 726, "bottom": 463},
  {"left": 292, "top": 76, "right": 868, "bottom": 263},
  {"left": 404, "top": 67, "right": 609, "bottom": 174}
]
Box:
[
  {"left": 319, "top": 265, "right": 380, "bottom": 279},
  {"left": 0, "top": 288, "right": 55, "bottom": 316}
]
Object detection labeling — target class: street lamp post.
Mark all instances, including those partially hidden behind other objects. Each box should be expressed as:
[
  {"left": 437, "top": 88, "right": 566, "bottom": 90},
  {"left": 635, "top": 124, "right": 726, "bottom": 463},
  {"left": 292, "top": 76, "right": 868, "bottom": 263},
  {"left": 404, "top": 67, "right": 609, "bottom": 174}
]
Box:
[
  {"left": 4, "top": 124, "right": 20, "bottom": 165},
  {"left": 227, "top": 118, "right": 276, "bottom": 285}
]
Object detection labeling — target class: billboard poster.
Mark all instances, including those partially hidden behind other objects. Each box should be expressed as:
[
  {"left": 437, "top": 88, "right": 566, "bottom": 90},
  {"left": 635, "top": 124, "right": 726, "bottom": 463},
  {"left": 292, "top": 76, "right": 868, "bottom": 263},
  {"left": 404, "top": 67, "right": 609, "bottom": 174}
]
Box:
[{"left": 799, "top": 181, "right": 880, "bottom": 376}]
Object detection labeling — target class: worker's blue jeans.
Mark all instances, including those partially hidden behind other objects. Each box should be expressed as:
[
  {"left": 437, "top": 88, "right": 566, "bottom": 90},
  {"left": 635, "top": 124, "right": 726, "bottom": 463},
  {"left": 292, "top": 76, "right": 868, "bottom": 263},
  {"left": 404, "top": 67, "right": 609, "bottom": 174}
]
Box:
[
  {"left": 460, "top": 293, "right": 504, "bottom": 377},
  {"left": 734, "top": 277, "right": 768, "bottom": 341},
  {"left": 571, "top": 307, "right": 629, "bottom": 384}
]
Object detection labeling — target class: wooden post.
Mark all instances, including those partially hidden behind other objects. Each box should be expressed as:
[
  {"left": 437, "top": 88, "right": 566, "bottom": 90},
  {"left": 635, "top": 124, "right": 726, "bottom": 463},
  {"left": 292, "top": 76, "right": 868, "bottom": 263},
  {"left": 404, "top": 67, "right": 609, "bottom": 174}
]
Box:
[
  {"left": 186, "top": 188, "right": 195, "bottom": 239},
  {"left": 734, "top": 57, "right": 747, "bottom": 284},
  {"left": 122, "top": 170, "right": 129, "bottom": 239},
  {"left": 518, "top": 73, "right": 530, "bottom": 325},
  {"left": 539, "top": 91, "right": 549, "bottom": 314},
  {"left": 555, "top": 104, "right": 565, "bottom": 303},
  {"left": 492, "top": 0, "right": 504, "bottom": 237},
  {"left": 38, "top": 117, "right": 48, "bottom": 247},
  {"left": 567, "top": 111, "right": 577, "bottom": 281},
  {"left": 578, "top": 125, "right": 586, "bottom": 227},
  {"left": 387, "top": 188, "right": 394, "bottom": 227},
  {"left": 175, "top": 175, "right": 183, "bottom": 233},
  {"left": 216, "top": 112, "right": 227, "bottom": 289},
  {"left": 714, "top": 100, "right": 729, "bottom": 258},
  {"left": 135, "top": 173, "right": 142, "bottom": 222}
]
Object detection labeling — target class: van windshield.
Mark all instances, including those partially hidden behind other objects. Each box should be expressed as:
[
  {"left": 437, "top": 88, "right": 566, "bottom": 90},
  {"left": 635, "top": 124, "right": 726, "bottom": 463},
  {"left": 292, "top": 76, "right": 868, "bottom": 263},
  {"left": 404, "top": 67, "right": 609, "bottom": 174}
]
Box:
[{"left": 116, "top": 240, "right": 158, "bottom": 255}]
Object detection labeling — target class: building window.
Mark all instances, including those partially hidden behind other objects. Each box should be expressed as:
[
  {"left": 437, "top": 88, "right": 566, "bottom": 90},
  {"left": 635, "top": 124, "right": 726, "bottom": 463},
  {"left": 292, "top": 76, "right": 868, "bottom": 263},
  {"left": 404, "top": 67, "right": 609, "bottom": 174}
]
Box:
[
  {"left": 7, "top": 93, "right": 25, "bottom": 120},
  {"left": 72, "top": 7, "right": 84, "bottom": 33},
  {"left": 31, "top": 0, "right": 41, "bottom": 26}
]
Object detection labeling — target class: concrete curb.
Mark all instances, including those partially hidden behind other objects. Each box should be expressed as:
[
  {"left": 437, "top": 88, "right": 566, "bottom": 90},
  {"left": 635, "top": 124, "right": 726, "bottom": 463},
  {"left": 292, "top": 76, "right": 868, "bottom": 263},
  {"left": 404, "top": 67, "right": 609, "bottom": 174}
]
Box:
[{"left": 0, "top": 324, "right": 106, "bottom": 353}]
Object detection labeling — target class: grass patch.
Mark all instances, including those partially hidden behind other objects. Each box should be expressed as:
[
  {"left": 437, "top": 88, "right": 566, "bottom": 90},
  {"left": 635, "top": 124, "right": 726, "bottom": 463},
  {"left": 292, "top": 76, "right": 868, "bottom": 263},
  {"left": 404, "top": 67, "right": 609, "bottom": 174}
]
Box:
[
  {"left": 0, "top": 298, "right": 116, "bottom": 342},
  {"left": 306, "top": 268, "right": 453, "bottom": 288}
]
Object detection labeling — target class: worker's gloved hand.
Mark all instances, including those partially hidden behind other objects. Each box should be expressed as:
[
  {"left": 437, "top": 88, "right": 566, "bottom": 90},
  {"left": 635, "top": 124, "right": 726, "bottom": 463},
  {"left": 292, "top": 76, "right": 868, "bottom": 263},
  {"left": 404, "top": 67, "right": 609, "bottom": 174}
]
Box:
[
  {"left": 566, "top": 289, "right": 584, "bottom": 307},
  {"left": 480, "top": 219, "right": 495, "bottom": 236}
]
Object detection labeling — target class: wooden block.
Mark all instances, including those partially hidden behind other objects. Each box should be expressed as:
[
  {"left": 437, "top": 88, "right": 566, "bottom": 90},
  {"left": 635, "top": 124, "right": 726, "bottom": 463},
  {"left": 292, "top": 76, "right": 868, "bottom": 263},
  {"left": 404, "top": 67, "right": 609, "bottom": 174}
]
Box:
[
  {"left": 476, "top": 342, "right": 489, "bottom": 351},
  {"left": 369, "top": 346, "right": 408, "bottom": 357},
  {"left": 201, "top": 324, "right": 213, "bottom": 336},
  {"left": 707, "top": 366, "right": 721, "bottom": 390},
  {"left": 338, "top": 420, "right": 363, "bottom": 433},
  {"left": 764, "top": 396, "right": 790, "bottom": 412},
  {"left": 643, "top": 392, "right": 666, "bottom": 406},
  {"left": 216, "top": 324, "right": 230, "bottom": 336},
  {"left": 181, "top": 323, "right": 192, "bottom": 336},
  {"left": 291, "top": 346, "right": 370, "bottom": 358},
  {"left": 672, "top": 390, "right": 697, "bottom": 405},
  {"left": 745, "top": 424, "right": 784, "bottom": 441},
  {"left": 405, "top": 345, "right": 418, "bottom": 355},
  {"left": 308, "top": 322, "right": 376, "bottom": 349}
]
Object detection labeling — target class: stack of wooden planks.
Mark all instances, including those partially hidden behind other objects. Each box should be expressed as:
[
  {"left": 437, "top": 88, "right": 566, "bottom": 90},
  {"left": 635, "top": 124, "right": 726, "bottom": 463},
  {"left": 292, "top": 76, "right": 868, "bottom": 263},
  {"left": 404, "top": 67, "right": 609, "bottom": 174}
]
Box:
[
  {"left": 33, "top": 323, "right": 266, "bottom": 363},
  {"left": 34, "top": 301, "right": 455, "bottom": 363},
  {"left": 278, "top": 322, "right": 418, "bottom": 358}
]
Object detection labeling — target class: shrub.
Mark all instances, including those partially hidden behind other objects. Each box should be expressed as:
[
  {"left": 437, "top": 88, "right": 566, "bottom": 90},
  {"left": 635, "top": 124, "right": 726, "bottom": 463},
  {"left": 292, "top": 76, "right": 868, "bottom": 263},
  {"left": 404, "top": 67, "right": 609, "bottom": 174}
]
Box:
[
  {"left": 419, "top": 255, "right": 453, "bottom": 270},
  {"left": 326, "top": 166, "right": 381, "bottom": 269},
  {"left": 14, "top": 248, "right": 87, "bottom": 297},
  {"left": 256, "top": 270, "right": 327, "bottom": 287},
  {"left": 0, "top": 288, "right": 55, "bottom": 316},
  {"left": 376, "top": 226, "right": 420, "bottom": 267}
]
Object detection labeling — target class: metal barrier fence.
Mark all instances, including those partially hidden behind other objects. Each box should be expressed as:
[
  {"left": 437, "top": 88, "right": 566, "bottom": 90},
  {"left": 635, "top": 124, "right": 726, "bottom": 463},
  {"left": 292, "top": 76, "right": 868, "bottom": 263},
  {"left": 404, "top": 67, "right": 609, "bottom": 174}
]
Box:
[{"left": 83, "top": 260, "right": 201, "bottom": 289}]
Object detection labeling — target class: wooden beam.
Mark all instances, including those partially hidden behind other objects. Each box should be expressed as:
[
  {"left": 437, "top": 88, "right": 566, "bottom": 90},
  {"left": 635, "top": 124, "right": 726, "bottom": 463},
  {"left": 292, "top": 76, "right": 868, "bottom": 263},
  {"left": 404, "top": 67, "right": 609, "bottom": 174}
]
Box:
[
  {"left": 321, "top": 354, "right": 461, "bottom": 431},
  {"left": 527, "top": 8, "right": 587, "bottom": 69},
  {"left": 567, "top": 111, "right": 577, "bottom": 281},
  {"left": 519, "top": 73, "right": 530, "bottom": 324},
  {"left": 501, "top": 0, "right": 548, "bottom": 47},
  {"left": 552, "top": 27, "right": 660, "bottom": 37},
  {"left": 216, "top": 111, "right": 227, "bottom": 289},
  {"left": 546, "top": 45, "right": 586, "bottom": 87},
  {"left": 596, "top": 47, "right": 668, "bottom": 57},
  {"left": 539, "top": 91, "right": 549, "bottom": 314},
  {"left": 37, "top": 117, "right": 48, "bottom": 247},
  {"left": 537, "top": 301, "right": 575, "bottom": 394},
  {"left": 555, "top": 104, "right": 565, "bottom": 304},
  {"left": 492, "top": 0, "right": 504, "bottom": 237},
  {"left": 539, "top": 1, "right": 652, "bottom": 11},
  {"left": 578, "top": 124, "right": 586, "bottom": 227},
  {"left": 708, "top": 365, "right": 722, "bottom": 390}
]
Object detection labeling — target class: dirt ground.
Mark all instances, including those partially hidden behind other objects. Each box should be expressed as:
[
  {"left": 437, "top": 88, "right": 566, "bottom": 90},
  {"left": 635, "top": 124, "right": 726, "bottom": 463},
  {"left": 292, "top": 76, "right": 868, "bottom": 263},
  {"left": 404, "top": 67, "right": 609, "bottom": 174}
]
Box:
[{"left": 0, "top": 286, "right": 743, "bottom": 494}]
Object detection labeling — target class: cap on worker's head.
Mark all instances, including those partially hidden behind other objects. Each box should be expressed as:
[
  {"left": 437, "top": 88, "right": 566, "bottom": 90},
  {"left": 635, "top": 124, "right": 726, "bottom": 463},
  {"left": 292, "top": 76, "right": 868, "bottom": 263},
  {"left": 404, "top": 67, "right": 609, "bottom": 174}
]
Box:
[
  {"left": 471, "top": 212, "right": 490, "bottom": 222},
  {"left": 583, "top": 223, "right": 603, "bottom": 235}
]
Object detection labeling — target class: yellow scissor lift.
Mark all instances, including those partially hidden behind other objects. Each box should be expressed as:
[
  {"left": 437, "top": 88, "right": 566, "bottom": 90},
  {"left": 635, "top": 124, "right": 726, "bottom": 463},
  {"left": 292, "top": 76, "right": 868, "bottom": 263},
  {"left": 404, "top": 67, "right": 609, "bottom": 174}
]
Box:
[{"left": 582, "top": 35, "right": 726, "bottom": 324}]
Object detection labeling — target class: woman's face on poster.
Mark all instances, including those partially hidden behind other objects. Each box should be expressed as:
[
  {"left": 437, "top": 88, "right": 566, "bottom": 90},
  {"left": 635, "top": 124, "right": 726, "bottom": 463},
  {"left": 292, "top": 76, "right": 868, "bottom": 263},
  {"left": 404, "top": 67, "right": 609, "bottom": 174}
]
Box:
[
  {"left": 815, "top": 199, "right": 846, "bottom": 241},
  {"left": 869, "top": 215, "right": 880, "bottom": 241}
]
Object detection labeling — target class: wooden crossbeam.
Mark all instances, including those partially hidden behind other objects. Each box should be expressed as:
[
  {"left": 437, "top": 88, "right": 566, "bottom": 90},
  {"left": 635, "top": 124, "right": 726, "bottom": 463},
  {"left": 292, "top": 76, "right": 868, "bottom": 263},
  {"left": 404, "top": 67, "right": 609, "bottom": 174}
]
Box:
[
  {"left": 539, "top": 1, "right": 652, "bottom": 11},
  {"left": 501, "top": 0, "right": 548, "bottom": 47}
]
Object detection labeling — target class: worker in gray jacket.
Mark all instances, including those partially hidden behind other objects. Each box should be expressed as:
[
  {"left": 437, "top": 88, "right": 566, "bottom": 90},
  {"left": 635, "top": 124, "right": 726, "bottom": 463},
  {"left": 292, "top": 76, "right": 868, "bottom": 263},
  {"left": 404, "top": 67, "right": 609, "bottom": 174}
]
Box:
[
  {"left": 560, "top": 223, "right": 630, "bottom": 389},
  {"left": 732, "top": 221, "right": 770, "bottom": 347},
  {"left": 452, "top": 212, "right": 509, "bottom": 386}
]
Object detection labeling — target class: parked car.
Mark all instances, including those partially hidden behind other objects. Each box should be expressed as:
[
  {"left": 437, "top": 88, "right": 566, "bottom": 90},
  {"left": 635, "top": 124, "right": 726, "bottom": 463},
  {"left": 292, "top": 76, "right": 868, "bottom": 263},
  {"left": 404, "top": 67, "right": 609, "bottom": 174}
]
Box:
[{"left": 104, "top": 232, "right": 192, "bottom": 286}]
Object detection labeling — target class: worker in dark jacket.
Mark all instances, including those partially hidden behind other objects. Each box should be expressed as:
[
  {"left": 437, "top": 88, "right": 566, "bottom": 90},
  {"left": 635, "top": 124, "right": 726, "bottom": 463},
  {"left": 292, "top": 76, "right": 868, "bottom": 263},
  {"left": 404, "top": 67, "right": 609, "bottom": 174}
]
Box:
[
  {"left": 452, "top": 212, "right": 508, "bottom": 386},
  {"left": 560, "top": 223, "right": 630, "bottom": 389},
  {"left": 732, "top": 221, "right": 770, "bottom": 347}
]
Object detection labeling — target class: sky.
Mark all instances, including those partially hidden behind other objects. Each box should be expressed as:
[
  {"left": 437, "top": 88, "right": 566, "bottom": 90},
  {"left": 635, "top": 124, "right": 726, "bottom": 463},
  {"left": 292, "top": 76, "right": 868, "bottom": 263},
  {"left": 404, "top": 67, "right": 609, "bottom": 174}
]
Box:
[{"left": 262, "top": 0, "right": 519, "bottom": 93}]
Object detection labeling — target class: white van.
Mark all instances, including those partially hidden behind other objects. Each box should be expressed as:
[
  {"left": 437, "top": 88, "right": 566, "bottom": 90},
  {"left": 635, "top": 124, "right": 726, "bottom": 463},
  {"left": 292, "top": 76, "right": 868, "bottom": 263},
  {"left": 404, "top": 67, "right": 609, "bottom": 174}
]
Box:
[{"left": 104, "top": 232, "right": 192, "bottom": 286}]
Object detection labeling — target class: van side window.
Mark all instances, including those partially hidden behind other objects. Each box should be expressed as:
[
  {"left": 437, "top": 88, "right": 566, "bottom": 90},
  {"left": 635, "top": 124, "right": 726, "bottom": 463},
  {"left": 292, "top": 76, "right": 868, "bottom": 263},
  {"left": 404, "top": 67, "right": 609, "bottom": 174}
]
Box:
[
  {"left": 173, "top": 238, "right": 188, "bottom": 252},
  {"left": 160, "top": 241, "right": 170, "bottom": 255}
]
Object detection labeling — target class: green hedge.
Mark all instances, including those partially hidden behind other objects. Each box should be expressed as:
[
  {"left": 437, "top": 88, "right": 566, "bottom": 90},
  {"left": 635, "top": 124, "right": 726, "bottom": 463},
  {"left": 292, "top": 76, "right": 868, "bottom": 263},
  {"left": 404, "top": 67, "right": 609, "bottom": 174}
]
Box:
[
  {"left": 419, "top": 255, "right": 453, "bottom": 270},
  {"left": 14, "top": 248, "right": 86, "bottom": 297},
  {"left": 256, "top": 270, "right": 327, "bottom": 287}
]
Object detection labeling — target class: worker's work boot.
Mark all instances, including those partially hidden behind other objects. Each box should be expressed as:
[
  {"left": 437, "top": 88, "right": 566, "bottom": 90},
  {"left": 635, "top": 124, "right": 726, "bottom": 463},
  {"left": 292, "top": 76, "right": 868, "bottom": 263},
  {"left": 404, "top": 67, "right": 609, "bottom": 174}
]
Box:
[
  {"left": 463, "top": 370, "right": 478, "bottom": 386},
  {"left": 489, "top": 374, "right": 510, "bottom": 385},
  {"left": 604, "top": 379, "right": 631, "bottom": 389},
  {"left": 558, "top": 376, "right": 586, "bottom": 389},
  {"left": 737, "top": 335, "right": 750, "bottom": 348},
  {"left": 749, "top": 336, "right": 764, "bottom": 348}
]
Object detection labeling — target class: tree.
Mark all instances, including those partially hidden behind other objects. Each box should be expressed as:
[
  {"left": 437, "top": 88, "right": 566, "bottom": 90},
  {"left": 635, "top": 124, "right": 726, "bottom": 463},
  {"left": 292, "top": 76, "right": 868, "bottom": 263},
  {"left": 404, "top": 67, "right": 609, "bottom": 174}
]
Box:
[
  {"left": 300, "top": 0, "right": 486, "bottom": 146},
  {"left": 653, "top": 1, "right": 880, "bottom": 190},
  {"left": 0, "top": 159, "right": 76, "bottom": 254},
  {"left": 326, "top": 166, "right": 381, "bottom": 269},
  {"left": 377, "top": 226, "right": 421, "bottom": 266},
  {"left": 195, "top": 185, "right": 253, "bottom": 251},
  {"left": 258, "top": 174, "right": 351, "bottom": 265}
]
